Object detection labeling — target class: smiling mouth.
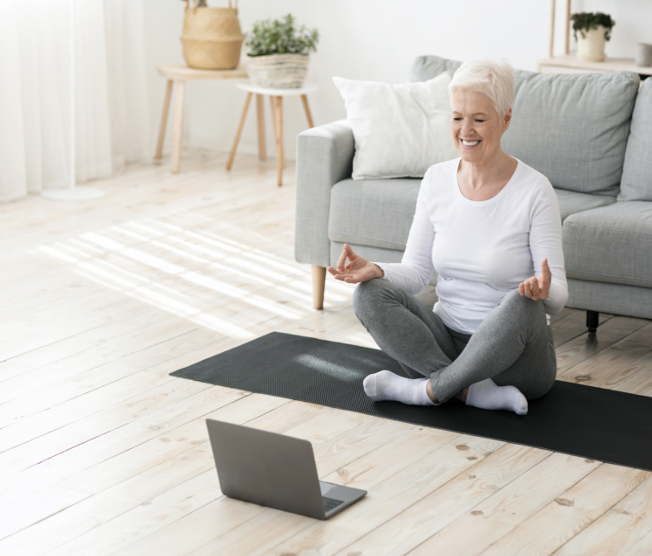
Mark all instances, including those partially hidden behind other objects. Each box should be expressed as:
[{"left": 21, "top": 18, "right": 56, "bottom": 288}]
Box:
[{"left": 461, "top": 139, "right": 480, "bottom": 147}]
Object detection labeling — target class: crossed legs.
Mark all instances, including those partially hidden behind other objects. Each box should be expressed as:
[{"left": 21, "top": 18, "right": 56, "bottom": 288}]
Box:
[{"left": 353, "top": 280, "right": 557, "bottom": 413}]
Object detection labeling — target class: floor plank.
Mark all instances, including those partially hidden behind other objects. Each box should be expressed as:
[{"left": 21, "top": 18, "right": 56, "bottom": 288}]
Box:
[{"left": 405, "top": 452, "right": 602, "bottom": 556}]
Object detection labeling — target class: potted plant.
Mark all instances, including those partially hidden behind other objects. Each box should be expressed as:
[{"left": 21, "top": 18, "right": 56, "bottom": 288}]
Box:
[
  {"left": 245, "top": 14, "right": 319, "bottom": 88},
  {"left": 571, "top": 12, "right": 615, "bottom": 62}
]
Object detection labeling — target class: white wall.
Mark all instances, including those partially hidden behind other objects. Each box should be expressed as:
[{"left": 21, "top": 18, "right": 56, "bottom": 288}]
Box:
[{"left": 144, "top": 0, "right": 652, "bottom": 161}]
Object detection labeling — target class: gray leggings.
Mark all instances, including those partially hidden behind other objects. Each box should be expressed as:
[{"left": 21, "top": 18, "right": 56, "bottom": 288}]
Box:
[{"left": 353, "top": 279, "right": 557, "bottom": 403}]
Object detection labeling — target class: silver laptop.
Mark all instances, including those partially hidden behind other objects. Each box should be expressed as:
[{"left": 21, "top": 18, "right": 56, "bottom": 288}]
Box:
[{"left": 206, "top": 419, "right": 367, "bottom": 520}]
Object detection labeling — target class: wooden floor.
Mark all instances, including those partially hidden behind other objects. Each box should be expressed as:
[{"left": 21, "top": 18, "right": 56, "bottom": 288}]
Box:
[{"left": 1, "top": 151, "right": 652, "bottom": 556}]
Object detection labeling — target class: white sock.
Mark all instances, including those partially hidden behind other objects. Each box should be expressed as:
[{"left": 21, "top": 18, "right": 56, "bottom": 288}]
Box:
[
  {"left": 465, "top": 378, "right": 528, "bottom": 415},
  {"left": 363, "top": 370, "right": 438, "bottom": 406}
]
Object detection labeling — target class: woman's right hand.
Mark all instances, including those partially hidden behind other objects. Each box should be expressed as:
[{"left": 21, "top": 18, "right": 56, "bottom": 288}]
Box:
[{"left": 327, "top": 244, "right": 384, "bottom": 283}]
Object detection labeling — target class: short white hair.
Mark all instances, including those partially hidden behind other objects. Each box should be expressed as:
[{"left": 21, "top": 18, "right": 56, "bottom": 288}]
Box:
[{"left": 449, "top": 57, "right": 514, "bottom": 117}]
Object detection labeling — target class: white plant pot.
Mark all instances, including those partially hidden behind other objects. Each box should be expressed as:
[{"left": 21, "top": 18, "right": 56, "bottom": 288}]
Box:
[
  {"left": 576, "top": 26, "right": 607, "bottom": 62},
  {"left": 245, "top": 54, "right": 309, "bottom": 89}
]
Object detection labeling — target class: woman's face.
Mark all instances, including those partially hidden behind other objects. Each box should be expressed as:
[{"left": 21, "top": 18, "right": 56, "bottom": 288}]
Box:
[{"left": 450, "top": 89, "right": 511, "bottom": 165}]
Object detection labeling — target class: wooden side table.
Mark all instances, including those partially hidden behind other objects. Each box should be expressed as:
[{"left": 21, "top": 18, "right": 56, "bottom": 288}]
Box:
[
  {"left": 226, "top": 82, "right": 318, "bottom": 186},
  {"left": 154, "top": 65, "right": 247, "bottom": 173}
]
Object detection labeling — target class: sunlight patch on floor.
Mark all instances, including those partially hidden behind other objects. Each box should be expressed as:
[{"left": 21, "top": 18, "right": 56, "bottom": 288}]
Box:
[{"left": 36, "top": 212, "right": 346, "bottom": 341}]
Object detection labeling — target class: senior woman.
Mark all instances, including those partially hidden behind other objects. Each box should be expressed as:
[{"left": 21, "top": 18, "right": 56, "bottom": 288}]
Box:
[{"left": 328, "top": 58, "right": 568, "bottom": 415}]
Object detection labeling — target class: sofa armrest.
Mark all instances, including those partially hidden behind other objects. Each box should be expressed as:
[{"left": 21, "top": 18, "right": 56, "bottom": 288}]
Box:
[{"left": 295, "top": 120, "right": 355, "bottom": 267}]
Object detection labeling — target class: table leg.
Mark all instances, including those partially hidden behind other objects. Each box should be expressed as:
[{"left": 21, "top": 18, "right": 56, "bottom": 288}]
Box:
[
  {"left": 256, "top": 94, "right": 266, "bottom": 161},
  {"left": 269, "top": 96, "right": 277, "bottom": 137},
  {"left": 274, "top": 96, "right": 284, "bottom": 186},
  {"left": 226, "top": 92, "right": 253, "bottom": 171},
  {"left": 171, "top": 79, "right": 186, "bottom": 174},
  {"left": 301, "top": 94, "right": 315, "bottom": 128},
  {"left": 155, "top": 79, "right": 174, "bottom": 160}
]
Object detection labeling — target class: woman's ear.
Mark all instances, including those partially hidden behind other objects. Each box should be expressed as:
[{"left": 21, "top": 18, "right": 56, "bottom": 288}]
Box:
[{"left": 503, "top": 107, "right": 512, "bottom": 130}]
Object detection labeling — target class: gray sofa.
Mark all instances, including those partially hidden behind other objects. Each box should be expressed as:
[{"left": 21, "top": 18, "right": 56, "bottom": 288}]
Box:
[{"left": 295, "top": 55, "right": 652, "bottom": 332}]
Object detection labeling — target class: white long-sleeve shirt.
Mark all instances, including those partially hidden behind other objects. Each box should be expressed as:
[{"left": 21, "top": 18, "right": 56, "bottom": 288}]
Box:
[{"left": 376, "top": 158, "right": 569, "bottom": 334}]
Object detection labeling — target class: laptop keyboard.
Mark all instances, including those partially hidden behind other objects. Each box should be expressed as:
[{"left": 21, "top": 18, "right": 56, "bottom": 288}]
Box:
[{"left": 322, "top": 496, "right": 345, "bottom": 512}]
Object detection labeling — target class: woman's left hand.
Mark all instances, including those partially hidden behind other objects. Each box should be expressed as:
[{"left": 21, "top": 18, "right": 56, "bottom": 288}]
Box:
[{"left": 519, "top": 258, "right": 551, "bottom": 301}]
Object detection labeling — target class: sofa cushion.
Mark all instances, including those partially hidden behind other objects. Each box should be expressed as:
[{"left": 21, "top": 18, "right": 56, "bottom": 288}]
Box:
[
  {"left": 505, "top": 70, "right": 638, "bottom": 197},
  {"left": 566, "top": 278, "right": 652, "bottom": 320},
  {"left": 410, "top": 55, "right": 463, "bottom": 82},
  {"left": 410, "top": 55, "right": 640, "bottom": 197},
  {"left": 619, "top": 77, "right": 652, "bottom": 201},
  {"left": 328, "top": 179, "right": 617, "bottom": 252},
  {"left": 328, "top": 178, "right": 420, "bottom": 251},
  {"left": 554, "top": 188, "right": 616, "bottom": 222},
  {"left": 563, "top": 202, "right": 652, "bottom": 288}
]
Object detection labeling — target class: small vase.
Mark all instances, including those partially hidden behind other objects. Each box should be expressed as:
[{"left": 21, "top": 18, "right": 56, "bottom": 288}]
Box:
[
  {"left": 635, "top": 43, "right": 652, "bottom": 67},
  {"left": 245, "top": 54, "right": 309, "bottom": 89},
  {"left": 576, "top": 26, "right": 607, "bottom": 62}
]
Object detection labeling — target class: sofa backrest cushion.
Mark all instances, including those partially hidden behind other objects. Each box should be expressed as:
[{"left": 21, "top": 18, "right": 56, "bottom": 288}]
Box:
[
  {"left": 619, "top": 77, "right": 652, "bottom": 201},
  {"left": 410, "top": 55, "right": 640, "bottom": 197},
  {"left": 410, "top": 55, "right": 463, "bottom": 82},
  {"left": 506, "top": 69, "right": 638, "bottom": 197}
]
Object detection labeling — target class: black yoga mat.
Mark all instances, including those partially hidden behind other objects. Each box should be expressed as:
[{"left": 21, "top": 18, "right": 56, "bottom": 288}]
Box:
[{"left": 171, "top": 332, "right": 652, "bottom": 472}]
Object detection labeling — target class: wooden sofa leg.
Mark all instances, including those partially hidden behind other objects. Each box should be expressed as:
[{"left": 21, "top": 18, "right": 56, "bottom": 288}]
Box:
[
  {"left": 312, "top": 265, "right": 326, "bottom": 310},
  {"left": 587, "top": 310, "right": 599, "bottom": 334}
]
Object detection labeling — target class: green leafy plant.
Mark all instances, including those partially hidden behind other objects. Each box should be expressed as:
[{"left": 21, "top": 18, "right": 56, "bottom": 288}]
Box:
[
  {"left": 245, "top": 14, "right": 319, "bottom": 57},
  {"left": 571, "top": 12, "right": 615, "bottom": 41}
]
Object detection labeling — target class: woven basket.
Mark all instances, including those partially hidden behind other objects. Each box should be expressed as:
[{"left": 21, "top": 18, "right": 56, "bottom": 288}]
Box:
[
  {"left": 246, "top": 54, "right": 309, "bottom": 88},
  {"left": 181, "top": 1, "right": 243, "bottom": 70}
]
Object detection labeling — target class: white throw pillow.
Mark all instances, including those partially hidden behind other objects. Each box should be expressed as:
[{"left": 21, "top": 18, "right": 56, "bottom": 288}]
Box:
[{"left": 333, "top": 72, "right": 458, "bottom": 180}]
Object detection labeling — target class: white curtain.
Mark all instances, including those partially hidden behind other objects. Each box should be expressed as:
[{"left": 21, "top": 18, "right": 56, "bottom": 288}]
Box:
[{"left": 0, "top": 0, "right": 150, "bottom": 202}]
